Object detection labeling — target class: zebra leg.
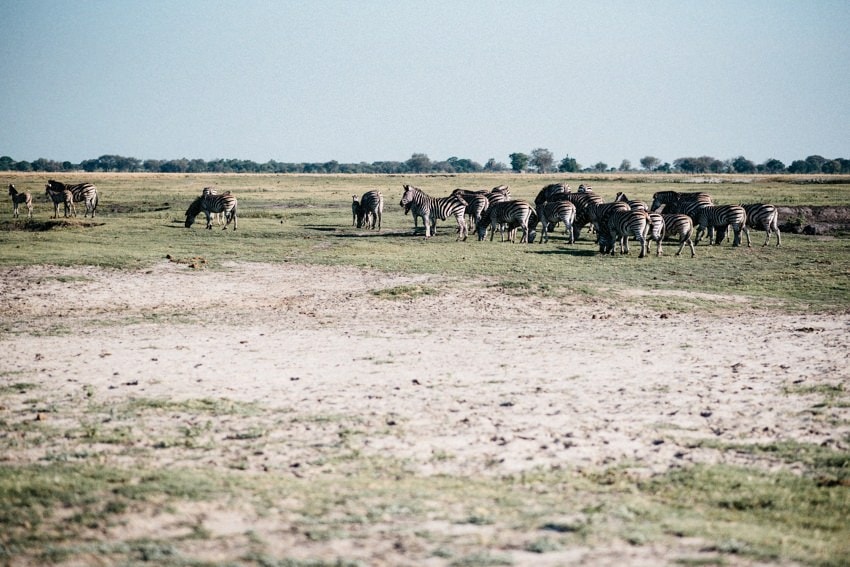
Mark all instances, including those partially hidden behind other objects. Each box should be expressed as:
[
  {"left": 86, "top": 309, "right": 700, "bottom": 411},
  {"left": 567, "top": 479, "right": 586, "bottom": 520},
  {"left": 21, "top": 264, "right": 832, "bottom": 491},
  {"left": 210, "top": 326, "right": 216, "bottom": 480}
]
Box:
[
  {"left": 774, "top": 224, "right": 781, "bottom": 247},
  {"left": 205, "top": 211, "right": 213, "bottom": 229},
  {"left": 731, "top": 224, "right": 741, "bottom": 247},
  {"left": 744, "top": 225, "right": 751, "bottom": 247}
]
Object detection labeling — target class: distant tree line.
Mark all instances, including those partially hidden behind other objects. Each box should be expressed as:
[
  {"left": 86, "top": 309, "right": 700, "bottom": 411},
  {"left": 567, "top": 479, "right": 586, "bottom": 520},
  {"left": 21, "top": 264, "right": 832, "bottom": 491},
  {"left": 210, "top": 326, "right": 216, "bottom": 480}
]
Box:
[{"left": 1, "top": 152, "right": 848, "bottom": 175}]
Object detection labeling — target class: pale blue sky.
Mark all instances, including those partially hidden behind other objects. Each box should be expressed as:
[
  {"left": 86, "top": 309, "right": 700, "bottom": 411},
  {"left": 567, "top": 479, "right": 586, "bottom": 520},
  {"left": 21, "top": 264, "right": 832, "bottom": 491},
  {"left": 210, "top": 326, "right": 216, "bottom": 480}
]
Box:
[{"left": 2, "top": 0, "right": 848, "bottom": 168}]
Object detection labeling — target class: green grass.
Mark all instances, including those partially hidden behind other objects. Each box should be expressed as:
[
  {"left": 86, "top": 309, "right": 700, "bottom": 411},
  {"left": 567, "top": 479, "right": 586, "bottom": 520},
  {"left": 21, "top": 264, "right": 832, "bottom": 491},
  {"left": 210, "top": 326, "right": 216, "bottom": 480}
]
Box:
[{"left": 2, "top": 172, "right": 849, "bottom": 309}]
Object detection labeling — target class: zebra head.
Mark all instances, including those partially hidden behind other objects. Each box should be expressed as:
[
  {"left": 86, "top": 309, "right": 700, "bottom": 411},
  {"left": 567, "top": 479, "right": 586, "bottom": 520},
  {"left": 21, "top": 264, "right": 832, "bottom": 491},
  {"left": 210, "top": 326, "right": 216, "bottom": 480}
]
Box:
[
  {"left": 399, "top": 184, "right": 418, "bottom": 208},
  {"left": 184, "top": 196, "right": 203, "bottom": 228}
]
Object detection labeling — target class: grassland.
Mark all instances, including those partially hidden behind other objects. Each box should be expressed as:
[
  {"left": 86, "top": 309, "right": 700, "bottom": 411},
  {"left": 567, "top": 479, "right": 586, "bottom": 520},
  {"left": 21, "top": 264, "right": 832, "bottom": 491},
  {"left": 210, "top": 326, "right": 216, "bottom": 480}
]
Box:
[{"left": 1, "top": 172, "right": 849, "bottom": 566}]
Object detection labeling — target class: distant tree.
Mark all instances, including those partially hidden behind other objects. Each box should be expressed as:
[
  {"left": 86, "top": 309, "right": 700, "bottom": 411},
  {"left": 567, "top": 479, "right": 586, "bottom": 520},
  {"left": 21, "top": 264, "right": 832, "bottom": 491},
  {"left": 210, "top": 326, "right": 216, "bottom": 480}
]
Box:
[
  {"left": 509, "top": 152, "right": 529, "bottom": 173},
  {"left": 657, "top": 162, "right": 672, "bottom": 173},
  {"left": 619, "top": 159, "right": 632, "bottom": 172},
  {"left": 762, "top": 158, "right": 785, "bottom": 173},
  {"left": 640, "top": 156, "right": 660, "bottom": 171},
  {"left": 787, "top": 160, "right": 809, "bottom": 174},
  {"left": 805, "top": 155, "right": 827, "bottom": 172},
  {"left": 324, "top": 160, "right": 340, "bottom": 174},
  {"left": 406, "top": 153, "right": 431, "bottom": 173},
  {"left": 15, "top": 160, "right": 32, "bottom": 172},
  {"left": 529, "top": 148, "right": 554, "bottom": 173},
  {"left": 838, "top": 158, "right": 850, "bottom": 174},
  {"left": 62, "top": 161, "right": 75, "bottom": 171},
  {"left": 0, "top": 156, "right": 14, "bottom": 170},
  {"left": 558, "top": 155, "right": 580, "bottom": 172},
  {"left": 731, "top": 156, "right": 756, "bottom": 174},
  {"left": 484, "top": 158, "right": 506, "bottom": 172},
  {"left": 593, "top": 162, "right": 608, "bottom": 172},
  {"left": 821, "top": 160, "right": 842, "bottom": 174}
]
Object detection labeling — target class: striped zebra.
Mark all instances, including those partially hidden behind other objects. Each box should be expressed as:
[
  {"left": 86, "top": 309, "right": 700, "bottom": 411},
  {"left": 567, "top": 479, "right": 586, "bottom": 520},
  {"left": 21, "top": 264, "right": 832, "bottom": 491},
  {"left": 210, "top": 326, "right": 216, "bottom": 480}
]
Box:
[
  {"left": 478, "top": 199, "right": 535, "bottom": 243},
  {"left": 661, "top": 213, "right": 696, "bottom": 257},
  {"left": 185, "top": 191, "right": 238, "bottom": 230},
  {"left": 44, "top": 184, "right": 75, "bottom": 218},
  {"left": 451, "top": 188, "right": 490, "bottom": 232},
  {"left": 742, "top": 203, "right": 781, "bottom": 247},
  {"left": 351, "top": 195, "right": 360, "bottom": 226},
  {"left": 533, "top": 183, "right": 570, "bottom": 207},
  {"left": 46, "top": 180, "right": 98, "bottom": 218},
  {"left": 536, "top": 199, "right": 577, "bottom": 244},
  {"left": 597, "top": 209, "right": 649, "bottom": 258},
  {"left": 646, "top": 212, "right": 665, "bottom": 256},
  {"left": 587, "top": 201, "right": 631, "bottom": 236},
  {"left": 650, "top": 190, "right": 713, "bottom": 215},
  {"left": 546, "top": 191, "right": 605, "bottom": 241},
  {"left": 356, "top": 190, "right": 384, "bottom": 229},
  {"left": 399, "top": 184, "right": 467, "bottom": 240},
  {"left": 8, "top": 184, "right": 33, "bottom": 219},
  {"left": 693, "top": 204, "right": 748, "bottom": 247},
  {"left": 614, "top": 191, "right": 649, "bottom": 212},
  {"left": 577, "top": 184, "right": 593, "bottom": 193}
]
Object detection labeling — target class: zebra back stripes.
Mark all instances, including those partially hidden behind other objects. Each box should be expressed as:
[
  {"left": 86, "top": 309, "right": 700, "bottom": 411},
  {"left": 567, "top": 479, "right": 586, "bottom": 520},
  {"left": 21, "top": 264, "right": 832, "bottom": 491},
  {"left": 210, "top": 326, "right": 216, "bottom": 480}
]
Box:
[
  {"left": 536, "top": 199, "right": 576, "bottom": 243},
  {"left": 614, "top": 191, "right": 649, "bottom": 212},
  {"left": 399, "top": 184, "right": 467, "bottom": 240},
  {"left": 543, "top": 191, "right": 604, "bottom": 241},
  {"left": 46, "top": 180, "right": 98, "bottom": 218},
  {"left": 646, "top": 212, "right": 666, "bottom": 256},
  {"left": 357, "top": 190, "right": 384, "bottom": 230},
  {"left": 534, "top": 183, "right": 570, "bottom": 207},
  {"left": 742, "top": 203, "right": 781, "bottom": 246},
  {"left": 8, "top": 184, "right": 33, "bottom": 219},
  {"left": 597, "top": 210, "right": 649, "bottom": 258},
  {"left": 478, "top": 199, "right": 535, "bottom": 243},
  {"left": 661, "top": 213, "right": 696, "bottom": 257},
  {"left": 650, "top": 191, "right": 712, "bottom": 214},
  {"left": 185, "top": 191, "right": 238, "bottom": 230},
  {"left": 694, "top": 204, "right": 748, "bottom": 247}
]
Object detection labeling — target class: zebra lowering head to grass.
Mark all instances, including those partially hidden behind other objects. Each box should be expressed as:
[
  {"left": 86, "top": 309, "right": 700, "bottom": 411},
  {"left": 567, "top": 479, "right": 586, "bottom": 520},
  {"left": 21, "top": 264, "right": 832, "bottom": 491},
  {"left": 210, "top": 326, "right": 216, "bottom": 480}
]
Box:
[
  {"left": 45, "top": 180, "right": 98, "bottom": 218},
  {"left": 356, "top": 190, "right": 383, "bottom": 230},
  {"left": 185, "top": 191, "right": 238, "bottom": 230},
  {"left": 399, "top": 184, "right": 468, "bottom": 240},
  {"left": 8, "top": 184, "right": 32, "bottom": 219},
  {"left": 597, "top": 209, "right": 649, "bottom": 258}
]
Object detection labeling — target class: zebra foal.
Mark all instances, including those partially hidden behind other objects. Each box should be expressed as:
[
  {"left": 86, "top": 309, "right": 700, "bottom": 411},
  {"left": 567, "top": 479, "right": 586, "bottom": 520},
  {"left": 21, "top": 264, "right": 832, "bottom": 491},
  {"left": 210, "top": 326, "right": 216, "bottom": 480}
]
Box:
[
  {"left": 45, "top": 180, "right": 98, "bottom": 218},
  {"left": 8, "top": 184, "right": 33, "bottom": 218}
]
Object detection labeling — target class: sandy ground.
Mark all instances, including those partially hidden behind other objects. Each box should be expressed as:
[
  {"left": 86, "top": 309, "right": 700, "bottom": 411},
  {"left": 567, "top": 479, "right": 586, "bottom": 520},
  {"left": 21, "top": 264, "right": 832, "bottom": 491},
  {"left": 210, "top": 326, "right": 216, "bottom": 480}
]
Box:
[{"left": 1, "top": 261, "right": 848, "bottom": 565}]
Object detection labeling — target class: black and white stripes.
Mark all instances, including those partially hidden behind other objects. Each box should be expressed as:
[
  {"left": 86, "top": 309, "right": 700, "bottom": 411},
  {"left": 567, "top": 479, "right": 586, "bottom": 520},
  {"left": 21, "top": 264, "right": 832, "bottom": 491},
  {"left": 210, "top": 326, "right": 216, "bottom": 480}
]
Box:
[
  {"left": 8, "top": 184, "right": 33, "bottom": 219},
  {"left": 46, "top": 180, "right": 98, "bottom": 218},
  {"left": 185, "top": 189, "right": 238, "bottom": 230}
]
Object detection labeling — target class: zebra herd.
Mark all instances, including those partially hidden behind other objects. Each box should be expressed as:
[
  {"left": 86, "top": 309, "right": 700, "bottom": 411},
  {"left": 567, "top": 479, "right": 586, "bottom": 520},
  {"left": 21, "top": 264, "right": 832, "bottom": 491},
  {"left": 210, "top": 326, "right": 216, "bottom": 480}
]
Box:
[
  {"left": 351, "top": 183, "right": 782, "bottom": 257},
  {"left": 6, "top": 180, "right": 99, "bottom": 219}
]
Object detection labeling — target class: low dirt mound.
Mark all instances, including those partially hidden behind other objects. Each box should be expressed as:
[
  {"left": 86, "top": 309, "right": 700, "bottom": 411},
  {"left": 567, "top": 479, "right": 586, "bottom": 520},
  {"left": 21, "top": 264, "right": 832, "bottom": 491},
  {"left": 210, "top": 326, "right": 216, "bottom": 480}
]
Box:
[
  {"left": 777, "top": 206, "right": 850, "bottom": 235},
  {"left": 0, "top": 218, "right": 106, "bottom": 231}
]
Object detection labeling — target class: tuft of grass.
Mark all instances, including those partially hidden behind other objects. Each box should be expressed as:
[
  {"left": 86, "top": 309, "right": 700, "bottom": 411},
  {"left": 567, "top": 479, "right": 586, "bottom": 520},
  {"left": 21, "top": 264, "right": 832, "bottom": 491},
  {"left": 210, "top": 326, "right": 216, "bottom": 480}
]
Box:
[{"left": 371, "top": 284, "right": 438, "bottom": 300}]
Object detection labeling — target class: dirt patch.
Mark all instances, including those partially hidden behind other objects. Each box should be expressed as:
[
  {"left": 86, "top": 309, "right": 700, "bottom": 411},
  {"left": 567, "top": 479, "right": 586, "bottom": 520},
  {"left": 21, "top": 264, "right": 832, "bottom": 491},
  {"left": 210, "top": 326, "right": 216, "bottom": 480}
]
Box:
[
  {"left": 777, "top": 205, "right": 850, "bottom": 235},
  {"left": 0, "top": 218, "right": 106, "bottom": 231}
]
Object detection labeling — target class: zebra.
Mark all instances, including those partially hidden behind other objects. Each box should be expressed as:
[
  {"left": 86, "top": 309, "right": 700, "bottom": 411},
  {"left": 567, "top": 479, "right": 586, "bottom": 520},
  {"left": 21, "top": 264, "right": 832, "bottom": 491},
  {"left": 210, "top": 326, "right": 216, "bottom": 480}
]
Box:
[
  {"left": 660, "top": 213, "right": 696, "bottom": 257},
  {"left": 451, "top": 189, "right": 490, "bottom": 233},
  {"left": 356, "top": 190, "right": 383, "bottom": 230},
  {"left": 614, "top": 191, "right": 649, "bottom": 212},
  {"left": 586, "top": 201, "right": 631, "bottom": 236},
  {"left": 545, "top": 191, "right": 605, "bottom": 241},
  {"left": 8, "top": 184, "right": 32, "bottom": 219},
  {"left": 650, "top": 190, "right": 713, "bottom": 215},
  {"left": 742, "top": 203, "right": 781, "bottom": 247},
  {"left": 533, "top": 183, "right": 570, "bottom": 207},
  {"left": 597, "top": 209, "right": 649, "bottom": 258},
  {"left": 478, "top": 200, "right": 535, "bottom": 243},
  {"left": 351, "top": 195, "right": 359, "bottom": 226},
  {"left": 399, "top": 184, "right": 467, "bottom": 240},
  {"left": 185, "top": 191, "right": 238, "bottom": 230},
  {"left": 536, "top": 199, "right": 577, "bottom": 244},
  {"left": 577, "top": 184, "right": 592, "bottom": 193},
  {"left": 200, "top": 187, "right": 228, "bottom": 226},
  {"left": 45, "top": 180, "right": 98, "bottom": 218},
  {"left": 693, "top": 204, "right": 749, "bottom": 247},
  {"left": 44, "top": 184, "right": 76, "bottom": 218},
  {"left": 646, "top": 212, "right": 666, "bottom": 256}
]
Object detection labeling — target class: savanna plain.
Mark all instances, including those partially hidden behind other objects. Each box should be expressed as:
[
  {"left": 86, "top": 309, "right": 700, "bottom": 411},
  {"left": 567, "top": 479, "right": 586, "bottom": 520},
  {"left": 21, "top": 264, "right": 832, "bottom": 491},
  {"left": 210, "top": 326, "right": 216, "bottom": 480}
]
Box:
[{"left": 1, "top": 172, "right": 849, "bottom": 567}]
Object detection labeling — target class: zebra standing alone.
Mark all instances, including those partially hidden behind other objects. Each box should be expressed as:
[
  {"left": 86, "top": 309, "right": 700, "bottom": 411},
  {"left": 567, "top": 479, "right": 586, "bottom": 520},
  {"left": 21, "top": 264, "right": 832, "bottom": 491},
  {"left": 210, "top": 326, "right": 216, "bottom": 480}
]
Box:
[
  {"left": 399, "top": 185, "right": 468, "bottom": 240},
  {"left": 356, "top": 190, "right": 384, "bottom": 230},
  {"left": 742, "top": 203, "right": 781, "bottom": 247},
  {"left": 8, "top": 184, "right": 33, "bottom": 218},
  {"left": 45, "top": 180, "right": 98, "bottom": 218},
  {"left": 185, "top": 191, "right": 238, "bottom": 230}
]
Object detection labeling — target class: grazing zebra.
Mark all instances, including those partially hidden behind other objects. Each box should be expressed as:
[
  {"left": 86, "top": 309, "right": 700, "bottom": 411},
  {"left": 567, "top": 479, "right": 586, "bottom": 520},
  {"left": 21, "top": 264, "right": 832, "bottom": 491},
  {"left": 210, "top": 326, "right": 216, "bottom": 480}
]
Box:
[
  {"left": 587, "top": 201, "right": 631, "bottom": 235},
  {"left": 546, "top": 191, "right": 605, "bottom": 241},
  {"left": 614, "top": 191, "right": 649, "bottom": 212},
  {"left": 533, "top": 183, "right": 570, "bottom": 207},
  {"left": 200, "top": 187, "right": 228, "bottom": 226},
  {"left": 45, "top": 180, "right": 98, "bottom": 218},
  {"left": 185, "top": 191, "right": 238, "bottom": 230},
  {"left": 399, "top": 184, "right": 467, "bottom": 240},
  {"left": 650, "top": 190, "right": 713, "bottom": 215},
  {"left": 536, "top": 199, "right": 577, "bottom": 244},
  {"left": 646, "top": 212, "right": 666, "bottom": 256},
  {"left": 351, "top": 195, "right": 359, "bottom": 226},
  {"left": 660, "top": 213, "right": 696, "bottom": 257},
  {"left": 693, "top": 204, "right": 748, "bottom": 247},
  {"left": 44, "top": 185, "right": 75, "bottom": 218},
  {"left": 742, "top": 203, "right": 781, "bottom": 247},
  {"left": 478, "top": 200, "right": 535, "bottom": 243},
  {"left": 356, "top": 190, "right": 384, "bottom": 229},
  {"left": 597, "top": 210, "right": 649, "bottom": 258},
  {"left": 8, "top": 184, "right": 33, "bottom": 219}
]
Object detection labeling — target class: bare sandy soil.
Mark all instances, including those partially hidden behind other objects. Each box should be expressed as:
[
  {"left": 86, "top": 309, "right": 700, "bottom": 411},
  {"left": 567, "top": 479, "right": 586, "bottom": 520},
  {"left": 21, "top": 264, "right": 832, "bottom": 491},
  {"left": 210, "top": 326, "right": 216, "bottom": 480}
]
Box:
[{"left": 1, "top": 261, "right": 848, "bottom": 565}]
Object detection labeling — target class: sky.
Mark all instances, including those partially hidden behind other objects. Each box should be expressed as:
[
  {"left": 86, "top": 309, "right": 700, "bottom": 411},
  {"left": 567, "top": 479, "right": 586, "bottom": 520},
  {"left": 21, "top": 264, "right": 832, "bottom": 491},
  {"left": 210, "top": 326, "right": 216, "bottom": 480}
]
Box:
[{"left": 1, "top": 0, "right": 849, "bottom": 169}]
